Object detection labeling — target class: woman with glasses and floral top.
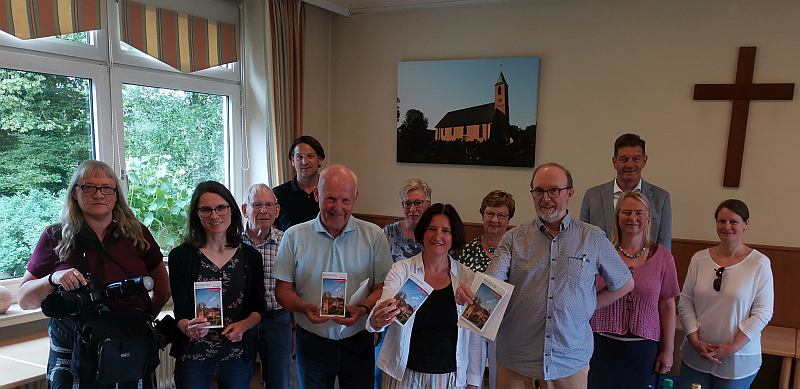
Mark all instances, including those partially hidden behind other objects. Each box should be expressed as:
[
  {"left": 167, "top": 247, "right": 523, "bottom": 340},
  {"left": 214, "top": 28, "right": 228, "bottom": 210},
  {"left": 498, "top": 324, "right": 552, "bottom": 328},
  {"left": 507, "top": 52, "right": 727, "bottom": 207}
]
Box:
[
  {"left": 383, "top": 178, "right": 432, "bottom": 262},
  {"left": 458, "top": 190, "right": 515, "bottom": 274},
  {"left": 677, "top": 199, "right": 774, "bottom": 389},
  {"left": 588, "top": 191, "right": 679, "bottom": 389},
  {"left": 18, "top": 160, "right": 171, "bottom": 388},
  {"left": 456, "top": 190, "right": 514, "bottom": 389},
  {"left": 168, "top": 181, "right": 266, "bottom": 389}
]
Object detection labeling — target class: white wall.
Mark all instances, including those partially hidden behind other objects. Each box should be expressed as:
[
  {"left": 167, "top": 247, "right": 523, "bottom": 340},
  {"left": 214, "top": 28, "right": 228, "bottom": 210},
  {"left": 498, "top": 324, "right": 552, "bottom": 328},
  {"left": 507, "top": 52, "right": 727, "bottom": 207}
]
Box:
[{"left": 301, "top": 0, "right": 800, "bottom": 246}]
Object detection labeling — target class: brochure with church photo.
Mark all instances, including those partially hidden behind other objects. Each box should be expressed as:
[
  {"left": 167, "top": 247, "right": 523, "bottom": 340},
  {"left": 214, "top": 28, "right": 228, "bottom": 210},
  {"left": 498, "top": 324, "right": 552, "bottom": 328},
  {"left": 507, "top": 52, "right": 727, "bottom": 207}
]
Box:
[
  {"left": 320, "top": 272, "right": 348, "bottom": 317},
  {"left": 458, "top": 273, "right": 513, "bottom": 340},
  {"left": 393, "top": 275, "right": 433, "bottom": 326},
  {"left": 194, "top": 281, "right": 224, "bottom": 328}
]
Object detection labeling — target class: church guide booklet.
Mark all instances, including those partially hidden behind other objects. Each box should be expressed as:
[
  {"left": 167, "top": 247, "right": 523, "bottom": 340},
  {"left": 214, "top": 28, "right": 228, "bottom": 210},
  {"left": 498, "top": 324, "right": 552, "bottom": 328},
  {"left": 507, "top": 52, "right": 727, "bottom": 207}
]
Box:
[
  {"left": 458, "top": 273, "right": 514, "bottom": 340},
  {"left": 320, "top": 272, "right": 348, "bottom": 317},
  {"left": 194, "top": 281, "right": 224, "bottom": 328},
  {"left": 393, "top": 274, "right": 433, "bottom": 326}
]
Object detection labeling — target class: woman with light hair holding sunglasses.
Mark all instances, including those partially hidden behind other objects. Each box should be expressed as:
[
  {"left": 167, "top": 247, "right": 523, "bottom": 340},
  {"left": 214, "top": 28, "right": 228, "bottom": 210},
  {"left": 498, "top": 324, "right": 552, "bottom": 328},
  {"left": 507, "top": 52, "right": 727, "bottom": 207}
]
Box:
[
  {"left": 588, "top": 191, "right": 679, "bottom": 389},
  {"left": 677, "top": 199, "right": 773, "bottom": 389}
]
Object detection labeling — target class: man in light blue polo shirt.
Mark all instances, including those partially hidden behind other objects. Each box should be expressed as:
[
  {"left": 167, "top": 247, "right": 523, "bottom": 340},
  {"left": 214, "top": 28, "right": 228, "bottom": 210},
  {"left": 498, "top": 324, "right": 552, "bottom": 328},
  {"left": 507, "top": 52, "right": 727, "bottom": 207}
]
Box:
[
  {"left": 275, "top": 164, "right": 392, "bottom": 389},
  {"left": 485, "top": 162, "right": 634, "bottom": 388}
]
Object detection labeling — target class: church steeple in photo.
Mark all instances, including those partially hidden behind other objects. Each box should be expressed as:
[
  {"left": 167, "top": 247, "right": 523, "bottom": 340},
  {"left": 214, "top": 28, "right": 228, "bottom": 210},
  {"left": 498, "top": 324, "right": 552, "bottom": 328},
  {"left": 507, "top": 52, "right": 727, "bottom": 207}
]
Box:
[{"left": 495, "top": 68, "right": 509, "bottom": 115}]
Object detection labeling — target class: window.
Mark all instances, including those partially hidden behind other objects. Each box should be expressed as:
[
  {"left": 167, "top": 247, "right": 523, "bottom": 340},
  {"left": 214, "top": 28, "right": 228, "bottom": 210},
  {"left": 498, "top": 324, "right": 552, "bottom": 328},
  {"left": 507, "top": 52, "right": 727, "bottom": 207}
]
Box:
[
  {"left": 123, "top": 84, "right": 229, "bottom": 253},
  {"left": 0, "top": 67, "right": 94, "bottom": 280},
  {"left": 0, "top": 0, "right": 242, "bottom": 285}
]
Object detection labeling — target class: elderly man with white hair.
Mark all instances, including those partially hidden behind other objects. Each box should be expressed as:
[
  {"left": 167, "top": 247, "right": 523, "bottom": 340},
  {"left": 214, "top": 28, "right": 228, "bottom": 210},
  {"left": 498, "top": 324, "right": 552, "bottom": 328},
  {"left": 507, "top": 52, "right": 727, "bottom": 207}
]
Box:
[
  {"left": 241, "top": 183, "right": 289, "bottom": 389},
  {"left": 275, "top": 164, "right": 393, "bottom": 389}
]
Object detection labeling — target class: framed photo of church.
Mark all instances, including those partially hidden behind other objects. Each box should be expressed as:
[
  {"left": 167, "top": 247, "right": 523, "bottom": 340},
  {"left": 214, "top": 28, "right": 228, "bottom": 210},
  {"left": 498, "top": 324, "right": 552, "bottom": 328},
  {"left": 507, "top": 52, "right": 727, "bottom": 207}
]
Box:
[{"left": 397, "top": 57, "right": 539, "bottom": 167}]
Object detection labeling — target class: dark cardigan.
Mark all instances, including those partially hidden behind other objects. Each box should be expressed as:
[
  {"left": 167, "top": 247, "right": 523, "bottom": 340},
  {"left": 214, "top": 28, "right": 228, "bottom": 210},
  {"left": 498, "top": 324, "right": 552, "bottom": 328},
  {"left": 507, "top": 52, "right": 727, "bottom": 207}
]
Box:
[{"left": 167, "top": 243, "right": 266, "bottom": 361}]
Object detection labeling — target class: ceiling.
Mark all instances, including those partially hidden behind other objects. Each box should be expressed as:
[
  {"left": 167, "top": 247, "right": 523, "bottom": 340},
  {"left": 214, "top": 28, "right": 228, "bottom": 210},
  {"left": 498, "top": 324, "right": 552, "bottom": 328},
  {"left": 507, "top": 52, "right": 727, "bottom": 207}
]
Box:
[{"left": 302, "top": 0, "right": 515, "bottom": 16}]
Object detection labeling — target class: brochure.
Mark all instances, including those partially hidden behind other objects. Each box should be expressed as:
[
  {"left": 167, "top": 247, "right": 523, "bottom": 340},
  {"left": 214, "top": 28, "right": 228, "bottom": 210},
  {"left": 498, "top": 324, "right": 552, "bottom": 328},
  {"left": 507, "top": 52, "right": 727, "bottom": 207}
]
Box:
[
  {"left": 458, "top": 273, "right": 514, "bottom": 340},
  {"left": 194, "top": 281, "right": 224, "bottom": 328},
  {"left": 349, "top": 278, "right": 371, "bottom": 307},
  {"left": 320, "top": 272, "right": 348, "bottom": 317},
  {"left": 393, "top": 274, "right": 433, "bottom": 326}
]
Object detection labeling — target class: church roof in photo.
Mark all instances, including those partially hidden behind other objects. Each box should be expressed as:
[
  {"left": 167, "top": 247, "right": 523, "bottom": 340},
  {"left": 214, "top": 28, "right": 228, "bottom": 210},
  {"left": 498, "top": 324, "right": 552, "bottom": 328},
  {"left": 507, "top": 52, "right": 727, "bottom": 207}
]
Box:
[{"left": 435, "top": 102, "right": 498, "bottom": 128}]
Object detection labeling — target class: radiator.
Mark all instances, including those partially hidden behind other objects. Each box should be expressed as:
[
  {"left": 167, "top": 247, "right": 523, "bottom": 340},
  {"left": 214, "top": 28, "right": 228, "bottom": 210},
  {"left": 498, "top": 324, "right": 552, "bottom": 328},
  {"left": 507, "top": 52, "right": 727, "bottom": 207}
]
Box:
[{"left": 155, "top": 344, "right": 175, "bottom": 389}]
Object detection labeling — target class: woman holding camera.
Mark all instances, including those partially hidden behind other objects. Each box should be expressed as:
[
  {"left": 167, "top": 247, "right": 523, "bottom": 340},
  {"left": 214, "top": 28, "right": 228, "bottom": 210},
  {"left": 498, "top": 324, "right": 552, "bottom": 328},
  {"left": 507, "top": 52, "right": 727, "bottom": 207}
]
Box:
[
  {"left": 18, "top": 160, "right": 171, "bottom": 388},
  {"left": 168, "top": 181, "right": 265, "bottom": 389}
]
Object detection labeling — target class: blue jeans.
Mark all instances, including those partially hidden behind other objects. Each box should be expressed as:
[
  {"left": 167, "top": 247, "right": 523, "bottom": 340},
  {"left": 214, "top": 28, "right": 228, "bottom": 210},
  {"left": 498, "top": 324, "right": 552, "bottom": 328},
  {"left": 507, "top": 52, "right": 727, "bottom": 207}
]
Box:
[
  {"left": 174, "top": 358, "right": 253, "bottom": 389},
  {"left": 258, "top": 309, "right": 293, "bottom": 389},
  {"left": 295, "top": 326, "right": 374, "bottom": 389},
  {"left": 679, "top": 362, "right": 757, "bottom": 389}
]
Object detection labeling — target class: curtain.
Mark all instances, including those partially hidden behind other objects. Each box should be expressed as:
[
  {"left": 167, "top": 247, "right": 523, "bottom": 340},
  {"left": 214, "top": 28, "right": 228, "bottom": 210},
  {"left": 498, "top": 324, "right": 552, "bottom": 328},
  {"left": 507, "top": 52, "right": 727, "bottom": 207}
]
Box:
[
  {"left": 266, "top": 0, "right": 304, "bottom": 184},
  {"left": 118, "top": 0, "right": 238, "bottom": 73},
  {"left": 0, "top": 0, "right": 102, "bottom": 39}
]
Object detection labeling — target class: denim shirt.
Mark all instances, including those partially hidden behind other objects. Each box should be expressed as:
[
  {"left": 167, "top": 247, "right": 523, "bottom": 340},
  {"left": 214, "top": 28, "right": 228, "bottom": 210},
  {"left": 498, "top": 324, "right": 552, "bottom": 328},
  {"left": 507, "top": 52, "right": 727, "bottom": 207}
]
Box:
[
  {"left": 366, "top": 254, "right": 483, "bottom": 387},
  {"left": 486, "top": 214, "right": 632, "bottom": 380}
]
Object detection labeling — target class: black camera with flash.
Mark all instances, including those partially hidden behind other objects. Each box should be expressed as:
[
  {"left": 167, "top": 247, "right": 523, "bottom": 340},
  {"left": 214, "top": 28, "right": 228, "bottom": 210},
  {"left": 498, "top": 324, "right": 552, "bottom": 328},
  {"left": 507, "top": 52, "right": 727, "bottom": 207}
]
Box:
[{"left": 41, "top": 274, "right": 155, "bottom": 319}]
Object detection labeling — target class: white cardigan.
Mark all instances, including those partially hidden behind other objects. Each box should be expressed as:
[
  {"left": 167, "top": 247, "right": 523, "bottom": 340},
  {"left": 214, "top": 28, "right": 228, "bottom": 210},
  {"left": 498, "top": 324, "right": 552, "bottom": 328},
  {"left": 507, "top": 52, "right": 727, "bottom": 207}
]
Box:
[
  {"left": 366, "top": 254, "right": 483, "bottom": 387},
  {"left": 677, "top": 249, "right": 774, "bottom": 379}
]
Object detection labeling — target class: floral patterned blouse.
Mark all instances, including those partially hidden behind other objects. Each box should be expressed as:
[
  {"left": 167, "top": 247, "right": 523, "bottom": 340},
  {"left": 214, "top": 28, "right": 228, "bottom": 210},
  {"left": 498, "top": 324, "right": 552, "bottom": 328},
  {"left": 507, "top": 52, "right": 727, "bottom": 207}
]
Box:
[
  {"left": 384, "top": 221, "right": 424, "bottom": 262},
  {"left": 181, "top": 249, "right": 246, "bottom": 361},
  {"left": 458, "top": 236, "right": 493, "bottom": 273}
]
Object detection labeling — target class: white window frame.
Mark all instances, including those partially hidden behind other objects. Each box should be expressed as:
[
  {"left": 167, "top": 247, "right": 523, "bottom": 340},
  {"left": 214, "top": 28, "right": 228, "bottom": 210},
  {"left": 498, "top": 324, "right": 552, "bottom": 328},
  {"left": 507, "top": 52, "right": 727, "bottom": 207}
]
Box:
[
  {"left": 0, "top": 1, "right": 243, "bottom": 303},
  {"left": 110, "top": 65, "right": 244, "bottom": 200}
]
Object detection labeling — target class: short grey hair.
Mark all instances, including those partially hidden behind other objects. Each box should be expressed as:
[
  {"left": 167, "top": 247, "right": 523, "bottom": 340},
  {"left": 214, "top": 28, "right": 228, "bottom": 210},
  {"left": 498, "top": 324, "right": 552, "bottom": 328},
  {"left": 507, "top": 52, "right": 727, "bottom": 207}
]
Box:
[
  {"left": 243, "top": 183, "right": 275, "bottom": 205},
  {"left": 399, "top": 178, "right": 432, "bottom": 201}
]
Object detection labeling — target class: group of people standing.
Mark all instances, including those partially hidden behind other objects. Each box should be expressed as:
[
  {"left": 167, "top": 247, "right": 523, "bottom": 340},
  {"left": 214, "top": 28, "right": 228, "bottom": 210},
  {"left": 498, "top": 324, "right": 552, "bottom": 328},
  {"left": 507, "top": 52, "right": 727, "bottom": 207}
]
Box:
[{"left": 17, "top": 132, "right": 773, "bottom": 389}]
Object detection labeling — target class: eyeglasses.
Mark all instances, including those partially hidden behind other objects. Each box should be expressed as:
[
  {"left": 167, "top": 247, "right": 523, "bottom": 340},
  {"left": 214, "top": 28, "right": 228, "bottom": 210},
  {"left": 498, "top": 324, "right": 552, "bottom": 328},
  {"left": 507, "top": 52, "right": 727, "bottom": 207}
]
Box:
[
  {"left": 402, "top": 200, "right": 428, "bottom": 209},
  {"left": 530, "top": 187, "right": 572, "bottom": 199},
  {"left": 249, "top": 202, "right": 277, "bottom": 211},
  {"left": 198, "top": 204, "right": 231, "bottom": 217},
  {"left": 483, "top": 211, "right": 509, "bottom": 221},
  {"left": 77, "top": 184, "right": 117, "bottom": 196},
  {"left": 713, "top": 267, "right": 725, "bottom": 292}
]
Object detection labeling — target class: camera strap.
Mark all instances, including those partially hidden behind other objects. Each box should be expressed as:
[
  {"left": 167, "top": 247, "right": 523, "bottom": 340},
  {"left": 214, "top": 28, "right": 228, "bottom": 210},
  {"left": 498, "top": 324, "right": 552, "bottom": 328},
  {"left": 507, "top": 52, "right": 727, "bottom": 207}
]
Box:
[{"left": 74, "top": 226, "right": 155, "bottom": 317}]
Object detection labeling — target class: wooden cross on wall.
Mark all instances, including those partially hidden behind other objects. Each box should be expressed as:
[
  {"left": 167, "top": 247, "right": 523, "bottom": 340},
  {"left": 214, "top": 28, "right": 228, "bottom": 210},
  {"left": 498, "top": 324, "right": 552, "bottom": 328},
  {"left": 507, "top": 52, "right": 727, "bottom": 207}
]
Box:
[{"left": 694, "top": 46, "right": 795, "bottom": 187}]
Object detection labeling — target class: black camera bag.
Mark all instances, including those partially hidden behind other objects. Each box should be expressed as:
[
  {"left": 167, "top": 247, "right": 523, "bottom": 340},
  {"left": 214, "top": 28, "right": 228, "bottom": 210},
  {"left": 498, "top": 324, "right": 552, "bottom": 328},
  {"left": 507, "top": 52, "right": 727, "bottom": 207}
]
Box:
[
  {"left": 69, "top": 230, "right": 160, "bottom": 384},
  {"left": 73, "top": 311, "right": 160, "bottom": 384}
]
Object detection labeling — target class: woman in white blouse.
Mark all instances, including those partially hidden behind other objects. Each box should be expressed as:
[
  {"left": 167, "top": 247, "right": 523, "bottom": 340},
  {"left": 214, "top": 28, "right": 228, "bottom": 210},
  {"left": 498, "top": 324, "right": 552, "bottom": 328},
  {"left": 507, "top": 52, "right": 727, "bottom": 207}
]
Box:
[
  {"left": 367, "top": 203, "right": 481, "bottom": 389},
  {"left": 677, "top": 199, "right": 774, "bottom": 389}
]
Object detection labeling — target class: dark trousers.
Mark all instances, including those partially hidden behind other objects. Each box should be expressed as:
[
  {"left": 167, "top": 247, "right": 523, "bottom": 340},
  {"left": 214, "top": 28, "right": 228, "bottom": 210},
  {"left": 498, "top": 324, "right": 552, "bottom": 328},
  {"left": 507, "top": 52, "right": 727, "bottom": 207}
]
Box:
[
  {"left": 588, "top": 333, "right": 660, "bottom": 389},
  {"left": 174, "top": 358, "right": 253, "bottom": 389},
  {"left": 258, "top": 309, "right": 293, "bottom": 389},
  {"left": 295, "top": 326, "right": 374, "bottom": 389}
]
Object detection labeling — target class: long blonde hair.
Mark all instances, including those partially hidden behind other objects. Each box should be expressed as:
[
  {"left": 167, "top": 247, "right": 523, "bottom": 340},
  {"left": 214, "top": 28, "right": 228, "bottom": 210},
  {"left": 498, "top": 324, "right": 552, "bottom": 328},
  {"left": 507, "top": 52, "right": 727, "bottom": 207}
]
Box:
[
  {"left": 55, "top": 160, "right": 150, "bottom": 261},
  {"left": 610, "top": 191, "right": 653, "bottom": 248}
]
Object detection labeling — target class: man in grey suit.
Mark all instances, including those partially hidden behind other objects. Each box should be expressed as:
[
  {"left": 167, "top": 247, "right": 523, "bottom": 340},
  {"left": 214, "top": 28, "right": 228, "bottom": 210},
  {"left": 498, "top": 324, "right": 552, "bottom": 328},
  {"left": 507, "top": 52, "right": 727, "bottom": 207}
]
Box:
[{"left": 580, "top": 133, "right": 672, "bottom": 250}]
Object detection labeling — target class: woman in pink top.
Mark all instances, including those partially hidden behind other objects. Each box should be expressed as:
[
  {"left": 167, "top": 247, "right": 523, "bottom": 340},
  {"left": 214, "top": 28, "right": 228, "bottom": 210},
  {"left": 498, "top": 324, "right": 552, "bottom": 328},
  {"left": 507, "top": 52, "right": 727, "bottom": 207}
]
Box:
[{"left": 588, "top": 191, "right": 680, "bottom": 388}]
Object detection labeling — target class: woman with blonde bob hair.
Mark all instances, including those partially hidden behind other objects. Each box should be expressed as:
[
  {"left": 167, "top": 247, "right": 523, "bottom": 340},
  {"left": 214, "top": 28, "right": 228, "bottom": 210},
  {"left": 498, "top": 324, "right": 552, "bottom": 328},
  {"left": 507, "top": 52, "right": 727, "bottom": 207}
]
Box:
[
  {"left": 18, "top": 160, "right": 171, "bottom": 388},
  {"left": 589, "top": 191, "right": 679, "bottom": 388}
]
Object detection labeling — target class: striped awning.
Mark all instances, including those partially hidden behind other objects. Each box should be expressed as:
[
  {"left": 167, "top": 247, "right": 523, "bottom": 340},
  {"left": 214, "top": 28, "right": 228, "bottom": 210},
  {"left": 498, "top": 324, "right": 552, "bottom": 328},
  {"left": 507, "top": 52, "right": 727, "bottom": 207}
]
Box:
[
  {"left": 119, "top": 0, "right": 238, "bottom": 73},
  {"left": 0, "top": 0, "right": 102, "bottom": 40}
]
